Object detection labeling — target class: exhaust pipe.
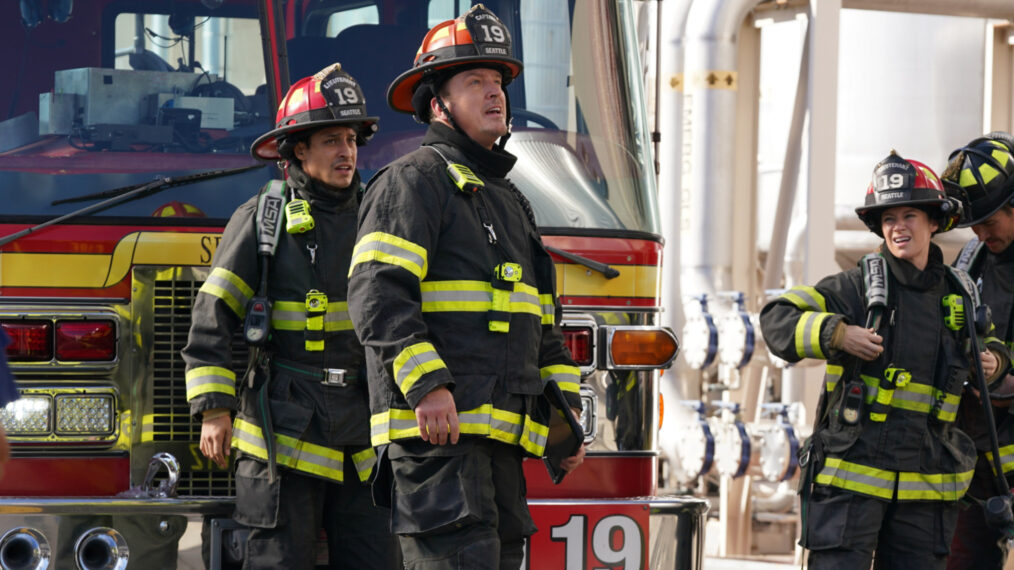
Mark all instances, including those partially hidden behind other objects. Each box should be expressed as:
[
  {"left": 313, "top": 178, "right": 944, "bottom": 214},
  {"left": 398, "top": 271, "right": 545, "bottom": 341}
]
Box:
[
  {"left": 74, "top": 528, "right": 128, "bottom": 570},
  {"left": 0, "top": 527, "right": 51, "bottom": 570}
]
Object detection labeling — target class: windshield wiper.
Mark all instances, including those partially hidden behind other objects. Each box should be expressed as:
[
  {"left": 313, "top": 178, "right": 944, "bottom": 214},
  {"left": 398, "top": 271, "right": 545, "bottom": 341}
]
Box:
[
  {"left": 0, "top": 164, "right": 264, "bottom": 248},
  {"left": 545, "top": 245, "right": 620, "bottom": 279},
  {"left": 52, "top": 164, "right": 263, "bottom": 205}
]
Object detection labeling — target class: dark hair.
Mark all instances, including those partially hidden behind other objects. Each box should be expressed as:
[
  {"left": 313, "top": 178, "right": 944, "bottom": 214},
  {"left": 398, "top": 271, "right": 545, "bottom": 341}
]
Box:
[{"left": 276, "top": 129, "right": 316, "bottom": 164}]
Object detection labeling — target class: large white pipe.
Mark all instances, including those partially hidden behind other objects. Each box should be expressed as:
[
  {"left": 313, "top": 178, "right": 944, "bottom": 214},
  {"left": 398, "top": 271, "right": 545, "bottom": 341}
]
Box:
[
  {"left": 681, "top": 0, "right": 763, "bottom": 298},
  {"left": 843, "top": 0, "right": 1014, "bottom": 18},
  {"left": 762, "top": 20, "right": 810, "bottom": 293},
  {"left": 759, "top": 0, "right": 1014, "bottom": 19},
  {"left": 657, "top": 0, "right": 693, "bottom": 360}
]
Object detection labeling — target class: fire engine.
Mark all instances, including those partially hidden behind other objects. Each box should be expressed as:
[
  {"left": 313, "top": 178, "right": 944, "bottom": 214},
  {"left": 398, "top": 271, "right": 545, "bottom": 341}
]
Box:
[{"left": 0, "top": 0, "right": 703, "bottom": 568}]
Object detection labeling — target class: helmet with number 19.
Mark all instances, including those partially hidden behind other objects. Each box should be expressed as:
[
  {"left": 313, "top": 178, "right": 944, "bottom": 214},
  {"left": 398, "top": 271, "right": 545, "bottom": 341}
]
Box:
[
  {"left": 251, "top": 63, "right": 379, "bottom": 161},
  {"left": 855, "top": 150, "right": 962, "bottom": 237}
]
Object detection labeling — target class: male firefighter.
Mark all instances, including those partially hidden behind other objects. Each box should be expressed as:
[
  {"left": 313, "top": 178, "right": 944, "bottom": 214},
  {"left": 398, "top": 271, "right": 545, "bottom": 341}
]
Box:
[
  {"left": 760, "top": 151, "right": 1007, "bottom": 569},
  {"left": 181, "top": 64, "right": 395, "bottom": 569},
  {"left": 944, "top": 132, "right": 1014, "bottom": 569},
  {"left": 346, "top": 5, "right": 584, "bottom": 569}
]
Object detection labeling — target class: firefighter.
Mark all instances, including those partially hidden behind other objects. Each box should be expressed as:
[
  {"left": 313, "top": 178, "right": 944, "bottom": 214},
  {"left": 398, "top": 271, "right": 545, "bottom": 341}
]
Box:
[
  {"left": 760, "top": 151, "right": 1008, "bottom": 569},
  {"left": 943, "top": 132, "right": 1014, "bottom": 569},
  {"left": 346, "top": 5, "right": 584, "bottom": 569},
  {"left": 181, "top": 64, "right": 395, "bottom": 569}
]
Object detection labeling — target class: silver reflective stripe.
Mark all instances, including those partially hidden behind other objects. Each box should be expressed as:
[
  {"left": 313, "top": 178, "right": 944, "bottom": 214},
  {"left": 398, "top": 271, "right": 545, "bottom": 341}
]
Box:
[{"left": 421, "top": 290, "right": 491, "bottom": 303}]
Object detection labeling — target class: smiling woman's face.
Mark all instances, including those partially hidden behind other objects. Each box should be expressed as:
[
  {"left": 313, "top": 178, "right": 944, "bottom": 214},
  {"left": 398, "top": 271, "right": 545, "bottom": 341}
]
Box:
[{"left": 880, "top": 205, "right": 938, "bottom": 270}]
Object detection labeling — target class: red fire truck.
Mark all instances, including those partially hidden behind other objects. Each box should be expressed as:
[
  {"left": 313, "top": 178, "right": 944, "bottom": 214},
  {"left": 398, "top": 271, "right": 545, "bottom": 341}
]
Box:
[{"left": 0, "top": 1, "right": 705, "bottom": 568}]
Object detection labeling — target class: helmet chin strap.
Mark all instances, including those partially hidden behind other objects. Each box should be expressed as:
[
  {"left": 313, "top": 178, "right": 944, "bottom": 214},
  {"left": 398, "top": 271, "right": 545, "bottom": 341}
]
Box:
[{"left": 434, "top": 95, "right": 466, "bottom": 137}]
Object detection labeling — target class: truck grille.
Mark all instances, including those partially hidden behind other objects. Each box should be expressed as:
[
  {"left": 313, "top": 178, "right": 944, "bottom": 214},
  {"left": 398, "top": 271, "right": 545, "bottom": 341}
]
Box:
[{"left": 151, "top": 276, "right": 248, "bottom": 496}]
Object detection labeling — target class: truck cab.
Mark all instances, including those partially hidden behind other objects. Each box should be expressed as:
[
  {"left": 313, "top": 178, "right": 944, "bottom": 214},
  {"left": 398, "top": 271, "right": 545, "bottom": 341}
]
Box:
[{"left": 0, "top": 1, "right": 705, "bottom": 568}]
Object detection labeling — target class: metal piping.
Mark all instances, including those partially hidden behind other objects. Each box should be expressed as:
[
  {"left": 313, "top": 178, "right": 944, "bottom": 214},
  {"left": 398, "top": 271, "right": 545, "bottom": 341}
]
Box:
[
  {"left": 758, "top": 0, "right": 1014, "bottom": 19},
  {"left": 762, "top": 18, "right": 810, "bottom": 292},
  {"left": 75, "top": 527, "right": 128, "bottom": 570},
  {"left": 0, "top": 528, "right": 50, "bottom": 570},
  {"left": 843, "top": 0, "right": 1014, "bottom": 18},
  {"left": 657, "top": 0, "right": 693, "bottom": 387},
  {"left": 681, "top": 0, "right": 764, "bottom": 299}
]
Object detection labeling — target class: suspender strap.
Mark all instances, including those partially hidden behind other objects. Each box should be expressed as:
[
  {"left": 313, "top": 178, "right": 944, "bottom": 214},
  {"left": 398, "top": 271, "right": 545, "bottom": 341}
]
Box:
[{"left": 256, "top": 180, "right": 287, "bottom": 259}]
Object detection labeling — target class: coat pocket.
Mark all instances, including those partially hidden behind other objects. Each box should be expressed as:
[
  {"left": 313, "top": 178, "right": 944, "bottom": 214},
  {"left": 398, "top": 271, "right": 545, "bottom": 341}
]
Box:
[
  {"left": 232, "top": 458, "right": 282, "bottom": 529},
  {"left": 389, "top": 446, "right": 486, "bottom": 536}
]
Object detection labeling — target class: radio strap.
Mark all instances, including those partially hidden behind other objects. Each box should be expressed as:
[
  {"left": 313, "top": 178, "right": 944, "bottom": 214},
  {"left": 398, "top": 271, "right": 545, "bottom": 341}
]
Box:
[
  {"left": 249, "top": 179, "right": 287, "bottom": 482},
  {"left": 954, "top": 238, "right": 985, "bottom": 274}
]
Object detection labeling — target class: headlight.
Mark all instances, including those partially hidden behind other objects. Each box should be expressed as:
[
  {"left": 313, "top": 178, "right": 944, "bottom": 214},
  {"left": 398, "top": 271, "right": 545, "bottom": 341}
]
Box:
[
  {"left": 55, "top": 395, "right": 114, "bottom": 435},
  {"left": 0, "top": 388, "right": 117, "bottom": 442},
  {"left": 1, "top": 396, "right": 51, "bottom": 435}
]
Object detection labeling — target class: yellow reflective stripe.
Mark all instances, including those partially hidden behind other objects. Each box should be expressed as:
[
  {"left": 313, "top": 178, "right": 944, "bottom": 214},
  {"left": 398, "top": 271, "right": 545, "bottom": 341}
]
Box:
[
  {"left": 351, "top": 448, "right": 377, "bottom": 483},
  {"left": 200, "top": 267, "right": 254, "bottom": 318},
  {"left": 539, "top": 293, "right": 555, "bottom": 325},
  {"left": 392, "top": 342, "right": 448, "bottom": 397},
  {"left": 860, "top": 375, "right": 879, "bottom": 404},
  {"left": 141, "top": 414, "right": 155, "bottom": 443},
  {"left": 542, "top": 365, "right": 581, "bottom": 396},
  {"left": 825, "top": 364, "right": 843, "bottom": 393},
  {"left": 270, "top": 301, "right": 353, "bottom": 332},
  {"left": 368, "top": 403, "right": 546, "bottom": 453},
  {"left": 185, "top": 366, "right": 236, "bottom": 400},
  {"left": 815, "top": 457, "right": 895, "bottom": 499},
  {"left": 985, "top": 443, "right": 1014, "bottom": 476},
  {"left": 781, "top": 286, "right": 827, "bottom": 312},
  {"left": 897, "top": 469, "right": 973, "bottom": 501},
  {"left": 420, "top": 280, "right": 542, "bottom": 316},
  {"left": 794, "top": 311, "right": 829, "bottom": 359},
  {"left": 233, "top": 418, "right": 343, "bottom": 481},
  {"left": 350, "top": 232, "right": 428, "bottom": 280},
  {"left": 519, "top": 413, "right": 550, "bottom": 456}
]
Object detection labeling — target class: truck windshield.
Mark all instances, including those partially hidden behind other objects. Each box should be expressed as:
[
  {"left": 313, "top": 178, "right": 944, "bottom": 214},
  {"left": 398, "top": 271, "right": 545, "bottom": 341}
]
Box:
[
  {"left": 0, "top": 0, "right": 658, "bottom": 234},
  {"left": 0, "top": 1, "right": 273, "bottom": 222},
  {"left": 321, "top": 0, "right": 659, "bottom": 234}
]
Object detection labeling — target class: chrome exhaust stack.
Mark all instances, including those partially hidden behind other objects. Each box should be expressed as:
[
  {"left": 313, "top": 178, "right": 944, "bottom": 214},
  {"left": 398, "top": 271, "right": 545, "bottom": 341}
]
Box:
[
  {"left": 0, "top": 527, "right": 51, "bottom": 570},
  {"left": 74, "top": 528, "right": 127, "bottom": 570}
]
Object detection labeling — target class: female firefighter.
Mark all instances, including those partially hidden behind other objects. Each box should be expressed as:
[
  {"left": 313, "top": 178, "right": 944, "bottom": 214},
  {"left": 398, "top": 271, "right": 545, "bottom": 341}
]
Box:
[{"left": 760, "top": 151, "right": 1009, "bottom": 569}]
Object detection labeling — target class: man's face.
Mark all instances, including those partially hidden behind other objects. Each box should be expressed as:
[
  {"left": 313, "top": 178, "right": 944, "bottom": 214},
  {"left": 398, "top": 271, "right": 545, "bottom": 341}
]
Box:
[
  {"left": 294, "top": 125, "right": 358, "bottom": 189},
  {"left": 972, "top": 207, "right": 1014, "bottom": 254},
  {"left": 433, "top": 68, "right": 508, "bottom": 149}
]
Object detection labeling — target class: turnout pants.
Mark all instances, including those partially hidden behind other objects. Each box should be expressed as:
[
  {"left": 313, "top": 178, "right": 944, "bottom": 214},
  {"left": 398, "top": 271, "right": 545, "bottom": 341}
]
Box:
[
  {"left": 386, "top": 438, "right": 537, "bottom": 570},
  {"left": 948, "top": 499, "right": 1006, "bottom": 570},
  {"left": 233, "top": 456, "right": 397, "bottom": 569},
  {"left": 805, "top": 485, "right": 958, "bottom": 570}
]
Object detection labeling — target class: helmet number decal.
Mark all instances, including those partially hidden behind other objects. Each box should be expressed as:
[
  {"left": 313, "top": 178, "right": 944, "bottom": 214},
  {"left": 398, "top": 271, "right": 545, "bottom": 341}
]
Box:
[
  {"left": 480, "top": 24, "right": 506, "bottom": 44},
  {"left": 875, "top": 173, "right": 905, "bottom": 191},
  {"left": 332, "top": 87, "right": 360, "bottom": 106}
]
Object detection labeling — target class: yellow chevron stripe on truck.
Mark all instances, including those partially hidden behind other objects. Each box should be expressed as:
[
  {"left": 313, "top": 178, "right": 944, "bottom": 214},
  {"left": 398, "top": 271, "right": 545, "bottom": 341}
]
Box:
[
  {"left": 0, "top": 231, "right": 221, "bottom": 288},
  {"left": 554, "top": 263, "right": 659, "bottom": 299}
]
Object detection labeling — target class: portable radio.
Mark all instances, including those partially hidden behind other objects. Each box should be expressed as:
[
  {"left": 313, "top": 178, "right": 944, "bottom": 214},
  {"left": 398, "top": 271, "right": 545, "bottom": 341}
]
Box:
[{"left": 286, "top": 199, "right": 315, "bottom": 233}]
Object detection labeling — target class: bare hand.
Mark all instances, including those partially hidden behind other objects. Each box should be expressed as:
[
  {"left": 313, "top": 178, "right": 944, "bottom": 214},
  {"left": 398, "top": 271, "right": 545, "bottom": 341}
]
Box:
[
  {"left": 981, "top": 350, "right": 999, "bottom": 380},
  {"left": 200, "top": 413, "right": 233, "bottom": 469},
  {"left": 415, "top": 387, "right": 459, "bottom": 445},
  {"left": 841, "top": 326, "right": 883, "bottom": 361},
  {"left": 560, "top": 443, "right": 586, "bottom": 473}
]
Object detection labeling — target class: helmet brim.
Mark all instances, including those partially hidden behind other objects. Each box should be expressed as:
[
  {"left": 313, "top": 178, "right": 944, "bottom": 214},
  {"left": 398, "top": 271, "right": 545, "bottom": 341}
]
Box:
[
  {"left": 250, "top": 116, "right": 379, "bottom": 161},
  {"left": 387, "top": 56, "right": 523, "bottom": 114},
  {"left": 855, "top": 198, "right": 959, "bottom": 236}
]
